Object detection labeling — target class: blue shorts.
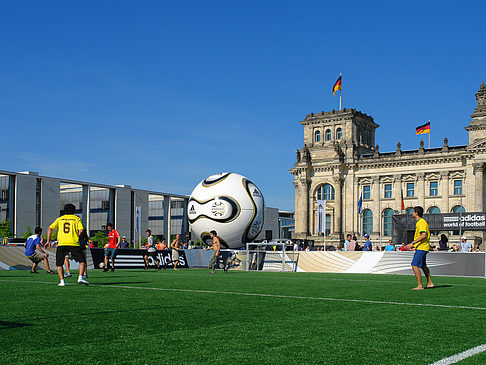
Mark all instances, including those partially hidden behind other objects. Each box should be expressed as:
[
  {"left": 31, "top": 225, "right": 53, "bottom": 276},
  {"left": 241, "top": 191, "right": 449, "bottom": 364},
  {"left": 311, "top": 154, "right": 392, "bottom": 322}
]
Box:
[
  {"left": 411, "top": 250, "right": 428, "bottom": 268},
  {"left": 104, "top": 247, "right": 117, "bottom": 259}
]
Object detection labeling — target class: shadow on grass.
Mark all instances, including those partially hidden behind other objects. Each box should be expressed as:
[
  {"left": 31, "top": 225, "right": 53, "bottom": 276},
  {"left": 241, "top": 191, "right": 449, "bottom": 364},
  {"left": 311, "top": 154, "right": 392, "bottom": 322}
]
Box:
[
  {"left": 0, "top": 321, "right": 32, "bottom": 330},
  {"left": 98, "top": 281, "right": 150, "bottom": 286},
  {"left": 427, "top": 285, "right": 452, "bottom": 289}
]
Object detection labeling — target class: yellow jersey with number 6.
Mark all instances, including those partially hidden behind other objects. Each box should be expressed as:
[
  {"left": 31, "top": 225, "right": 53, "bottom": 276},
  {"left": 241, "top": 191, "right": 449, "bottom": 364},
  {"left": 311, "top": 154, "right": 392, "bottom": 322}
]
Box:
[{"left": 49, "top": 214, "right": 84, "bottom": 246}]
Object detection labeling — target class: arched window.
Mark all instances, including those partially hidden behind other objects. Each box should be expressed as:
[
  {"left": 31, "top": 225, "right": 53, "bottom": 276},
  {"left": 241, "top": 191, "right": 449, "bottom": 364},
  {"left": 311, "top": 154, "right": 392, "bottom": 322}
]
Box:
[
  {"left": 363, "top": 209, "right": 373, "bottom": 235},
  {"left": 452, "top": 205, "right": 465, "bottom": 213},
  {"left": 336, "top": 128, "right": 342, "bottom": 139},
  {"left": 316, "top": 184, "right": 335, "bottom": 201},
  {"left": 383, "top": 208, "right": 394, "bottom": 236},
  {"left": 428, "top": 206, "right": 441, "bottom": 214},
  {"left": 314, "top": 130, "right": 321, "bottom": 143},
  {"left": 325, "top": 129, "right": 332, "bottom": 141},
  {"left": 405, "top": 207, "right": 414, "bottom": 215}
]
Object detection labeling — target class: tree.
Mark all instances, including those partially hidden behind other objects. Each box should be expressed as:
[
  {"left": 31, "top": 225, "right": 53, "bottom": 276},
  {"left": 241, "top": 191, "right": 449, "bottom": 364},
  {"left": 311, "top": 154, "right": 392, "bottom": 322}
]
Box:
[
  {"left": 0, "top": 219, "right": 13, "bottom": 238},
  {"left": 21, "top": 225, "right": 32, "bottom": 239},
  {"left": 92, "top": 230, "right": 108, "bottom": 247}
]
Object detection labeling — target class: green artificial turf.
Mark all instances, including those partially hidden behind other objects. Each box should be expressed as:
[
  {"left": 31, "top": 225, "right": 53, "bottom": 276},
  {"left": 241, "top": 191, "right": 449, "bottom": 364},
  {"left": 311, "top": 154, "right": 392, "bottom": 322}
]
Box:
[{"left": 1, "top": 269, "right": 485, "bottom": 364}]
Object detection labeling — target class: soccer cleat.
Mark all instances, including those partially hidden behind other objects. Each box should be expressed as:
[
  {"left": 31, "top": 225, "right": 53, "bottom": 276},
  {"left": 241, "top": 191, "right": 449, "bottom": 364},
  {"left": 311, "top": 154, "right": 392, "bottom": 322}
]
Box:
[
  {"left": 77, "top": 278, "right": 90, "bottom": 285},
  {"left": 144, "top": 266, "right": 148, "bottom": 270},
  {"left": 211, "top": 270, "right": 216, "bottom": 274},
  {"left": 103, "top": 268, "right": 108, "bottom": 272},
  {"left": 58, "top": 282, "right": 65, "bottom": 286},
  {"left": 111, "top": 268, "right": 115, "bottom": 272},
  {"left": 64, "top": 272, "right": 72, "bottom": 278},
  {"left": 46, "top": 270, "right": 55, "bottom": 274},
  {"left": 224, "top": 266, "right": 228, "bottom": 274},
  {"left": 30, "top": 270, "right": 39, "bottom": 274}
]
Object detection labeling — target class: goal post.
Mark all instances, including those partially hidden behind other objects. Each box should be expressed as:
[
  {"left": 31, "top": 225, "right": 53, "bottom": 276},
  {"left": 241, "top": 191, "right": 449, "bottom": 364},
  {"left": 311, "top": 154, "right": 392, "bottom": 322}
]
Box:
[{"left": 245, "top": 241, "right": 297, "bottom": 272}]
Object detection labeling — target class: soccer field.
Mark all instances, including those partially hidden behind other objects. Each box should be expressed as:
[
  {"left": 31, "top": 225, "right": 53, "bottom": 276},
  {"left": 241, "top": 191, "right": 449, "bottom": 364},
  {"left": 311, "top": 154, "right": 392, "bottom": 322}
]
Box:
[{"left": 1, "top": 269, "right": 485, "bottom": 364}]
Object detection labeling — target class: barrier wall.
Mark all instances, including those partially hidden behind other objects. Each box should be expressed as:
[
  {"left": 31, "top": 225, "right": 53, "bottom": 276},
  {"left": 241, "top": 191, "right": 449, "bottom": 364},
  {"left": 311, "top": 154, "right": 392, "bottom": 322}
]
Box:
[{"left": 1, "top": 246, "right": 484, "bottom": 277}]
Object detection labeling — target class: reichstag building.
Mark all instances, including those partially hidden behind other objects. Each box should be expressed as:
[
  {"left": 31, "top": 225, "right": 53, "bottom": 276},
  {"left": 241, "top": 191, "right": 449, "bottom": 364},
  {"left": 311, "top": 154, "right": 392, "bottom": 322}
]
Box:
[{"left": 290, "top": 82, "right": 486, "bottom": 246}]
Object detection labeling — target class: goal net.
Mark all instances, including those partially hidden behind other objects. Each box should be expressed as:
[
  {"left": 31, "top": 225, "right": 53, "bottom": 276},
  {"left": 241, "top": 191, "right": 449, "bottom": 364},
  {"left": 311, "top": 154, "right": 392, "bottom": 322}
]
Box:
[{"left": 245, "top": 241, "right": 297, "bottom": 272}]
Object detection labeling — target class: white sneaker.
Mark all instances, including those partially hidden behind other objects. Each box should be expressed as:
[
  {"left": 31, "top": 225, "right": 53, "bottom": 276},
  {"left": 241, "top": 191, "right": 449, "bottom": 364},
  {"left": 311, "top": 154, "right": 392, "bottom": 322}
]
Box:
[
  {"left": 58, "top": 282, "right": 65, "bottom": 287},
  {"left": 77, "top": 278, "right": 90, "bottom": 285}
]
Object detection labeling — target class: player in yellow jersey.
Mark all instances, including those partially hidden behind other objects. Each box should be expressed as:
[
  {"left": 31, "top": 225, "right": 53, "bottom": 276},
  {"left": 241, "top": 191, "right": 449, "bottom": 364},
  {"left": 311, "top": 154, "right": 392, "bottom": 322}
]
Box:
[
  {"left": 47, "top": 203, "right": 89, "bottom": 286},
  {"left": 403, "top": 206, "right": 434, "bottom": 290}
]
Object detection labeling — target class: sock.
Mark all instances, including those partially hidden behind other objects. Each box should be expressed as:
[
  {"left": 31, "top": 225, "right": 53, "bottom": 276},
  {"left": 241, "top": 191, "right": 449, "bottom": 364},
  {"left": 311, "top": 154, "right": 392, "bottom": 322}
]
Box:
[
  {"left": 78, "top": 275, "right": 83, "bottom": 281},
  {"left": 60, "top": 279, "right": 65, "bottom": 285}
]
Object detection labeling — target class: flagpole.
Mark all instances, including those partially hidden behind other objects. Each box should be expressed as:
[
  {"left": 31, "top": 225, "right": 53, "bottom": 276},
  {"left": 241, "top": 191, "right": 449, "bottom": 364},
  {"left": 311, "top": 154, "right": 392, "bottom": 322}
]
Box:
[
  {"left": 428, "top": 119, "right": 431, "bottom": 149},
  {"left": 339, "top": 72, "right": 342, "bottom": 110}
]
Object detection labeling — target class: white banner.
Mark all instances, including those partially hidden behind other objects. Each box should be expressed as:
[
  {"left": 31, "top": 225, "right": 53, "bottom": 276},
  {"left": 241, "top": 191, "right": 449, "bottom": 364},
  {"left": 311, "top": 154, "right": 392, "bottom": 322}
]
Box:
[
  {"left": 135, "top": 206, "right": 141, "bottom": 234},
  {"left": 317, "top": 200, "right": 326, "bottom": 233}
]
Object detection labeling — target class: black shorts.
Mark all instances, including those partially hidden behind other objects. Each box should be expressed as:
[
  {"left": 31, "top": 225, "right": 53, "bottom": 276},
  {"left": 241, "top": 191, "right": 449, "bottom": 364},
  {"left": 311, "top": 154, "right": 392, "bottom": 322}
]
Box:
[
  {"left": 144, "top": 250, "right": 158, "bottom": 258},
  {"left": 56, "top": 246, "right": 86, "bottom": 266}
]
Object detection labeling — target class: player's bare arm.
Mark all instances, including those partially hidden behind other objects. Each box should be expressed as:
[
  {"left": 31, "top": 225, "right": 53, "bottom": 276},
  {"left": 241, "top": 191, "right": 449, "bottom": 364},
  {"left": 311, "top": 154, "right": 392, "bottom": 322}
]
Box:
[{"left": 46, "top": 227, "right": 53, "bottom": 245}]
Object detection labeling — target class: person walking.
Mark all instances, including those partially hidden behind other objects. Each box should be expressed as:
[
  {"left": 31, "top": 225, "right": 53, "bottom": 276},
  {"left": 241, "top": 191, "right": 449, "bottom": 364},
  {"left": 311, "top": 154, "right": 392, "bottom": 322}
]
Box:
[
  {"left": 170, "top": 233, "right": 181, "bottom": 270},
  {"left": 103, "top": 223, "right": 120, "bottom": 272},
  {"left": 143, "top": 229, "right": 161, "bottom": 270},
  {"left": 206, "top": 230, "right": 221, "bottom": 274},
  {"left": 47, "top": 203, "right": 89, "bottom": 286},
  {"left": 402, "top": 206, "right": 434, "bottom": 290},
  {"left": 24, "top": 227, "right": 55, "bottom": 274}
]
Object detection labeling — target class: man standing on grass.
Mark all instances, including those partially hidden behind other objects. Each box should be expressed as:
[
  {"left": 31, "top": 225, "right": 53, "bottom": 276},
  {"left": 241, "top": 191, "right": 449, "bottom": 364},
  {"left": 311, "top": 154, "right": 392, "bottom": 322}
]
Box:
[
  {"left": 25, "top": 227, "right": 55, "bottom": 274},
  {"left": 403, "top": 206, "right": 434, "bottom": 290},
  {"left": 206, "top": 230, "right": 222, "bottom": 274},
  {"left": 103, "top": 223, "right": 120, "bottom": 272},
  {"left": 47, "top": 203, "right": 89, "bottom": 286}
]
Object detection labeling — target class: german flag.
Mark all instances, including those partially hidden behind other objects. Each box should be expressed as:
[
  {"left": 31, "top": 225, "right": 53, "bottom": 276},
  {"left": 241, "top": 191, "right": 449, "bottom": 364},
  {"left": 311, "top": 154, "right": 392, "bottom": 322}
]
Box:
[
  {"left": 416, "top": 121, "right": 430, "bottom": 135},
  {"left": 332, "top": 75, "right": 342, "bottom": 95}
]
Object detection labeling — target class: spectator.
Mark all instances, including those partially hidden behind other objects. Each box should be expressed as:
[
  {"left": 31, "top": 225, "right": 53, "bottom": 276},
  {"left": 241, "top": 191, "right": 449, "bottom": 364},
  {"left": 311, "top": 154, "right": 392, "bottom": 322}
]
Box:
[
  {"left": 460, "top": 236, "right": 473, "bottom": 252},
  {"left": 438, "top": 234, "right": 449, "bottom": 251},
  {"left": 384, "top": 240, "right": 395, "bottom": 251},
  {"left": 363, "top": 234, "right": 372, "bottom": 251},
  {"left": 156, "top": 239, "right": 167, "bottom": 250},
  {"left": 347, "top": 235, "right": 357, "bottom": 251},
  {"left": 119, "top": 236, "right": 129, "bottom": 249},
  {"left": 344, "top": 234, "right": 351, "bottom": 252}
]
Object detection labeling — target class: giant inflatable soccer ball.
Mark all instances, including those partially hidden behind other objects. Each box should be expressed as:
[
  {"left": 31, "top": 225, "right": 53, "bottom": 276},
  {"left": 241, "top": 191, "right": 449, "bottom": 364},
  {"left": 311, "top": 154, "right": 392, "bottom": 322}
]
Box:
[{"left": 188, "top": 172, "right": 265, "bottom": 249}]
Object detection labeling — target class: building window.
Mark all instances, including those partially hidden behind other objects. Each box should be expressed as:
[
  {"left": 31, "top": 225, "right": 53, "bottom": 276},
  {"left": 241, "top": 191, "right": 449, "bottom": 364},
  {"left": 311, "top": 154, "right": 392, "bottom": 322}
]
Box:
[
  {"left": 428, "top": 206, "right": 441, "bottom": 214},
  {"left": 363, "top": 209, "right": 373, "bottom": 235},
  {"left": 317, "top": 184, "right": 335, "bottom": 200},
  {"left": 325, "top": 129, "right": 332, "bottom": 141},
  {"left": 101, "top": 201, "right": 110, "bottom": 210},
  {"left": 363, "top": 185, "right": 371, "bottom": 199},
  {"left": 406, "top": 207, "right": 414, "bottom": 215},
  {"left": 314, "top": 130, "right": 321, "bottom": 143},
  {"left": 452, "top": 205, "right": 465, "bottom": 213},
  {"left": 325, "top": 214, "right": 331, "bottom": 236},
  {"left": 383, "top": 208, "right": 394, "bottom": 236},
  {"left": 336, "top": 128, "right": 342, "bottom": 139},
  {"left": 384, "top": 184, "right": 392, "bottom": 198},
  {"left": 454, "top": 180, "right": 462, "bottom": 195},
  {"left": 430, "top": 181, "right": 438, "bottom": 196},
  {"left": 406, "top": 183, "right": 414, "bottom": 197},
  {"left": 0, "top": 189, "right": 7, "bottom": 201}
]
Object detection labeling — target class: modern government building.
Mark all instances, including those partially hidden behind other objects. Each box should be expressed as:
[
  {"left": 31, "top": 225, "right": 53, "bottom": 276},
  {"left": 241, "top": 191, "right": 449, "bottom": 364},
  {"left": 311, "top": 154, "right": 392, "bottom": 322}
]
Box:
[
  {"left": 0, "top": 171, "right": 293, "bottom": 245},
  {"left": 291, "top": 82, "right": 486, "bottom": 247}
]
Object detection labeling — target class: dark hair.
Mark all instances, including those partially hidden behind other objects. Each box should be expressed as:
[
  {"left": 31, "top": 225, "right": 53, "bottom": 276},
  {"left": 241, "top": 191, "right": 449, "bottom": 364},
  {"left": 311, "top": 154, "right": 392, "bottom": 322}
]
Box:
[
  {"left": 146, "top": 229, "right": 151, "bottom": 234},
  {"left": 107, "top": 222, "right": 113, "bottom": 228},
  {"left": 352, "top": 235, "right": 357, "bottom": 241},
  {"left": 440, "top": 234, "right": 448, "bottom": 243},
  {"left": 210, "top": 230, "right": 217, "bottom": 236},
  {"left": 413, "top": 206, "right": 424, "bottom": 217},
  {"left": 346, "top": 234, "right": 351, "bottom": 239},
  {"left": 35, "top": 227, "right": 42, "bottom": 234},
  {"left": 64, "top": 203, "right": 76, "bottom": 214}
]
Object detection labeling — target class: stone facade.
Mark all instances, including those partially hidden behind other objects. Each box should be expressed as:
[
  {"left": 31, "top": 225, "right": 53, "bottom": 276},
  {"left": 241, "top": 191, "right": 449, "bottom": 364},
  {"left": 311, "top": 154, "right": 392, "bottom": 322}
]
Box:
[{"left": 290, "top": 82, "right": 486, "bottom": 246}]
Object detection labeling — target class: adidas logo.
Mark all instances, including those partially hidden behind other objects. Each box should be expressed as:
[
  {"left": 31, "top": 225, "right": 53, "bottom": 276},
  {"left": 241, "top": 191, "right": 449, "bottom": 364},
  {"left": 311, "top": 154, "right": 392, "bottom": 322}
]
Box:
[
  {"left": 252, "top": 189, "right": 261, "bottom": 197},
  {"left": 189, "top": 206, "right": 196, "bottom": 215}
]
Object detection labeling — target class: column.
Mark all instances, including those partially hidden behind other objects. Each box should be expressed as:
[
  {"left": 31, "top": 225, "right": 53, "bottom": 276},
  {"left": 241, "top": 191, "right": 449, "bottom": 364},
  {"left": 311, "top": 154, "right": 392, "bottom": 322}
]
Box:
[
  {"left": 393, "top": 175, "right": 402, "bottom": 211},
  {"left": 82, "top": 185, "right": 90, "bottom": 235},
  {"left": 417, "top": 173, "right": 425, "bottom": 209},
  {"left": 372, "top": 176, "right": 380, "bottom": 235},
  {"left": 473, "top": 163, "right": 484, "bottom": 212},
  {"left": 440, "top": 172, "right": 449, "bottom": 213},
  {"left": 333, "top": 176, "right": 342, "bottom": 235}
]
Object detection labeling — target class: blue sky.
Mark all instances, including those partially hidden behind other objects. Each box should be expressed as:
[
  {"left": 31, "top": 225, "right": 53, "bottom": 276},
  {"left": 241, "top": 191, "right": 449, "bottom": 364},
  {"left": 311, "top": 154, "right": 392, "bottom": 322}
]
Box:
[{"left": 1, "top": 1, "right": 485, "bottom": 211}]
